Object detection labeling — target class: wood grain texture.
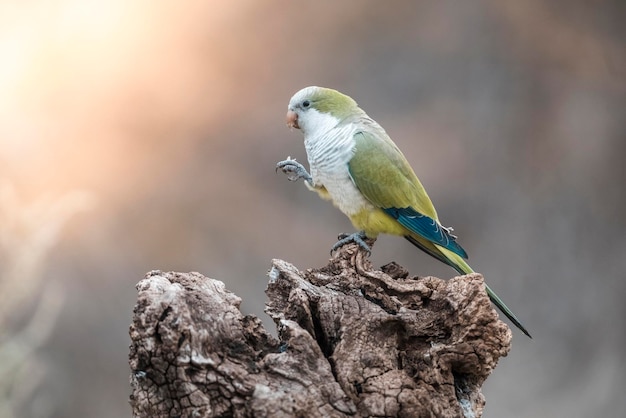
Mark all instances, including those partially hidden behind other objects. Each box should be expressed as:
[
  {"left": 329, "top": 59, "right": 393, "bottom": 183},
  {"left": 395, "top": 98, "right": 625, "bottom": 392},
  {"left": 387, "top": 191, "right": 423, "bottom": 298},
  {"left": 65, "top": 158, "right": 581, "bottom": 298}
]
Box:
[{"left": 129, "top": 241, "right": 511, "bottom": 417}]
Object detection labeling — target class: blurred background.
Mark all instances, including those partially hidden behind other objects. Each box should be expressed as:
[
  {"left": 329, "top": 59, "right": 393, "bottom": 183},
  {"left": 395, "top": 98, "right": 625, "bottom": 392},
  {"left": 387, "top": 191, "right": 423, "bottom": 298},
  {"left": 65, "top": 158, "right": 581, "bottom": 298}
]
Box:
[{"left": 0, "top": 1, "right": 624, "bottom": 417}]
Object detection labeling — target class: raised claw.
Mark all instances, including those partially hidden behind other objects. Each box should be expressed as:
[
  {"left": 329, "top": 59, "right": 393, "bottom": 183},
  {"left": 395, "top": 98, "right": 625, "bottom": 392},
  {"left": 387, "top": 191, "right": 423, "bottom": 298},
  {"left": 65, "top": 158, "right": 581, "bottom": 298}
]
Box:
[
  {"left": 275, "top": 156, "right": 295, "bottom": 173},
  {"left": 276, "top": 159, "right": 312, "bottom": 183}
]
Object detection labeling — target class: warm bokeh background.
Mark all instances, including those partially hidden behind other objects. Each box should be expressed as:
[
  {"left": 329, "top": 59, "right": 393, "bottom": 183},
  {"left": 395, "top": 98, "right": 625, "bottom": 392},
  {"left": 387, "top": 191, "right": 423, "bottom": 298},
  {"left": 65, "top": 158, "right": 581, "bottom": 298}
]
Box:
[{"left": 1, "top": 1, "right": 624, "bottom": 417}]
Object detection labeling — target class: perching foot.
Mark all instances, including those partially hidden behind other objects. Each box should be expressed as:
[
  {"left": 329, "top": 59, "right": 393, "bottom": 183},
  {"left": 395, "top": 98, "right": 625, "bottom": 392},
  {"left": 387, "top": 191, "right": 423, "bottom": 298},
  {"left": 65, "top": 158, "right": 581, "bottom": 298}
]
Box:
[
  {"left": 331, "top": 231, "right": 372, "bottom": 255},
  {"left": 276, "top": 158, "right": 313, "bottom": 183}
]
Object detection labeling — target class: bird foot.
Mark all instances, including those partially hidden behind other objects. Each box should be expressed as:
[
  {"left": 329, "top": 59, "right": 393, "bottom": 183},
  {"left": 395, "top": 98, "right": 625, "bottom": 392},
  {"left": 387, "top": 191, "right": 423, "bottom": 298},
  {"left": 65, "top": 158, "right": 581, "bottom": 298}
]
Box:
[
  {"left": 331, "top": 231, "right": 371, "bottom": 255},
  {"left": 276, "top": 158, "right": 313, "bottom": 183}
]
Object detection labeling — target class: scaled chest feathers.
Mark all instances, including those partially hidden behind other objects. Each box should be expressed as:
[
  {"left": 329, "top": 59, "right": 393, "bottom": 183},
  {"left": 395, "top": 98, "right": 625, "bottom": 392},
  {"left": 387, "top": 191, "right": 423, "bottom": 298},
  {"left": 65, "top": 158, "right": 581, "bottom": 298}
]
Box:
[{"left": 303, "top": 123, "right": 372, "bottom": 216}]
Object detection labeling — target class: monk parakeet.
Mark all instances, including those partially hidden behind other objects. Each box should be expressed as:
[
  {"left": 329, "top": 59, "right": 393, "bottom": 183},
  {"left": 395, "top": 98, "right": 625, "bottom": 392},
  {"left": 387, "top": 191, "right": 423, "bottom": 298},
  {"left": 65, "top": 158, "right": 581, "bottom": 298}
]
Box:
[{"left": 277, "top": 86, "right": 531, "bottom": 338}]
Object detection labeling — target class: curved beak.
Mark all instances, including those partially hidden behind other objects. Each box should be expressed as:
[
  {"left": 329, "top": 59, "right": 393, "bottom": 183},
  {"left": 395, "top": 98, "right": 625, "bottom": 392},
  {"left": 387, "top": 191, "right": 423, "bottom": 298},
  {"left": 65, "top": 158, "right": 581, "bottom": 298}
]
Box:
[{"left": 286, "top": 110, "right": 299, "bottom": 129}]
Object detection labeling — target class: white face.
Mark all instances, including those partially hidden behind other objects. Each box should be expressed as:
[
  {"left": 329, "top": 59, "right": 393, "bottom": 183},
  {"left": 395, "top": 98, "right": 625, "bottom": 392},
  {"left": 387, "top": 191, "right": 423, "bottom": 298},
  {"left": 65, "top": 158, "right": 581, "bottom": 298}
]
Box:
[
  {"left": 288, "top": 87, "right": 339, "bottom": 137},
  {"left": 289, "top": 86, "right": 318, "bottom": 107},
  {"left": 295, "top": 107, "right": 340, "bottom": 137}
]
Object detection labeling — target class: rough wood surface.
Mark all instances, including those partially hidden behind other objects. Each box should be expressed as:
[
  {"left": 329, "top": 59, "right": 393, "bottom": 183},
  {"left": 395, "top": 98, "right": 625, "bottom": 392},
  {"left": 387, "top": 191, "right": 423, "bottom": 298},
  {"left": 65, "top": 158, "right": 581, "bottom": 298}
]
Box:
[{"left": 129, "top": 241, "right": 511, "bottom": 418}]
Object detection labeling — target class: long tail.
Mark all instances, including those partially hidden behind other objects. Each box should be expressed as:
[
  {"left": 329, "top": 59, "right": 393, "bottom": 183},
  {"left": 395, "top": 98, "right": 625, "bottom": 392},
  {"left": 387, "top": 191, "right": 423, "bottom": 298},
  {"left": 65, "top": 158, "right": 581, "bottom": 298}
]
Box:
[
  {"left": 483, "top": 283, "right": 532, "bottom": 338},
  {"left": 405, "top": 235, "right": 532, "bottom": 338}
]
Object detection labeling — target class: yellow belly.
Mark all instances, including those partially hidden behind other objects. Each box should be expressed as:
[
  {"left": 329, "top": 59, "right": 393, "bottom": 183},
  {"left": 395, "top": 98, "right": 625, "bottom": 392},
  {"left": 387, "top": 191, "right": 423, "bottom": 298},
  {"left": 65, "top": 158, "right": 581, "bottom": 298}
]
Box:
[{"left": 348, "top": 207, "right": 407, "bottom": 238}]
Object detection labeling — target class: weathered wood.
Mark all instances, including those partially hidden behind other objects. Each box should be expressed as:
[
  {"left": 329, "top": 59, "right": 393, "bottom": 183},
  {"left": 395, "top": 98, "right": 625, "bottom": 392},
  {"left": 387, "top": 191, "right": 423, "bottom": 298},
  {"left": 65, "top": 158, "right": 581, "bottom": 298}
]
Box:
[{"left": 129, "top": 242, "right": 511, "bottom": 417}]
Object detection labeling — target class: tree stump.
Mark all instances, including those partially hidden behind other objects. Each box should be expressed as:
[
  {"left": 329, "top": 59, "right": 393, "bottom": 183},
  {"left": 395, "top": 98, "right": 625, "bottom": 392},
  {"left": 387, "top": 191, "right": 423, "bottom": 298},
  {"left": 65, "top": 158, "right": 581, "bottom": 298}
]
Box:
[{"left": 129, "top": 242, "right": 511, "bottom": 417}]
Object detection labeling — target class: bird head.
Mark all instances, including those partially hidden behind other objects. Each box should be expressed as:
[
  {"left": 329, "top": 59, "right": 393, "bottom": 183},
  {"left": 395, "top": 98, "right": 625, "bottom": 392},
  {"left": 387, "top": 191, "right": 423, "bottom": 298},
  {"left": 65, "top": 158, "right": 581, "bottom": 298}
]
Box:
[{"left": 286, "top": 86, "right": 360, "bottom": 135}]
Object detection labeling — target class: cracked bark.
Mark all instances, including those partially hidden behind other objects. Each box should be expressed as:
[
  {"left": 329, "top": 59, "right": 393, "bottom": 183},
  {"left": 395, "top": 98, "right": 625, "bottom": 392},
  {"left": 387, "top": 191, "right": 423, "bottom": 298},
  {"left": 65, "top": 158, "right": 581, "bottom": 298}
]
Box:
[{"left": 129, "top": 241, "right": 511, "bottom": 417}]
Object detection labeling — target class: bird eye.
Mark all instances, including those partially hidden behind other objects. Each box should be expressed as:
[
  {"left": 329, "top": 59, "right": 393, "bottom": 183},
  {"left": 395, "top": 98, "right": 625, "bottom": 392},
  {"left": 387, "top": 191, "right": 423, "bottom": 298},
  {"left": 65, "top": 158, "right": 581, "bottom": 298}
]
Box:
[{"left": 302, "top": 100, "right": 310, "bottom": 108}]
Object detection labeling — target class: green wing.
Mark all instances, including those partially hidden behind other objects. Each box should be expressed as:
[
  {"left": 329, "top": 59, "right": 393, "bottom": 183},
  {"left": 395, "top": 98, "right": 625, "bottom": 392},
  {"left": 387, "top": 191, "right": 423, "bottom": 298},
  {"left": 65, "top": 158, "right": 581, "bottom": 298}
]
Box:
[
  {"left": 348, "top": 130, "right": 437, "bottom": 218},
  {"left": 348, "top": 130, "right": 468, "bottom": 259}
]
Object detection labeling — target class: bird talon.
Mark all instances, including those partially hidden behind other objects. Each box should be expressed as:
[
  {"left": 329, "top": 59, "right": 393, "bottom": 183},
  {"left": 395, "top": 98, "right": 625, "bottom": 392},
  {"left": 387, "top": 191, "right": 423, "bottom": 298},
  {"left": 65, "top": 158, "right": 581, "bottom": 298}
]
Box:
[
  {"left": 276, "top": 159, "right": 312, "bottom": 182},
  {"left": 330, "top": 231, "right": 372, "bottom": 255}
]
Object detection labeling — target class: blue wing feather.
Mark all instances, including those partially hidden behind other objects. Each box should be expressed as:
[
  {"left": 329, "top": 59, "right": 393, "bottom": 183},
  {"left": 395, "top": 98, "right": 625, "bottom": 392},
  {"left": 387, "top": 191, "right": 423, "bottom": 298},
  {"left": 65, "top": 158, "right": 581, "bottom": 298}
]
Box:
[{"left": 383, "top": 207, "right": 468, "bottom": 259}]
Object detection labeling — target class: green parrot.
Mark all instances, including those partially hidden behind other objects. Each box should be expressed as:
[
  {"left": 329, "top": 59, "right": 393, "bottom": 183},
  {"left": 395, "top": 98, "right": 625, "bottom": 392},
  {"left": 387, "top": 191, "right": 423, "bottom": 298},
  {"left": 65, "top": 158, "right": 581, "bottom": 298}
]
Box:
[{"left": 277, "top": 86, "right": 531, "bottom": 338}]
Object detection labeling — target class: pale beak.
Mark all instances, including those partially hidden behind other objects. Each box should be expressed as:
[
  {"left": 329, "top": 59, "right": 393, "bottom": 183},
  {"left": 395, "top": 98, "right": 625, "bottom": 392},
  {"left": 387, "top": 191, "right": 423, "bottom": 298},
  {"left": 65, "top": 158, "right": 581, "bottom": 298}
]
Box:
[{"left": 286, "top": 110, "right": 299, "bottom": 129}]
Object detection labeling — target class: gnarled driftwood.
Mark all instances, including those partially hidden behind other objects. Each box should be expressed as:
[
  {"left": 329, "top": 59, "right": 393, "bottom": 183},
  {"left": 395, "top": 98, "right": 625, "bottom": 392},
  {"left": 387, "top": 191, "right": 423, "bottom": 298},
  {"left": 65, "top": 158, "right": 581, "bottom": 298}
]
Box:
[{"left": 129, "top": 241, "right": 511, "bottom": 417}]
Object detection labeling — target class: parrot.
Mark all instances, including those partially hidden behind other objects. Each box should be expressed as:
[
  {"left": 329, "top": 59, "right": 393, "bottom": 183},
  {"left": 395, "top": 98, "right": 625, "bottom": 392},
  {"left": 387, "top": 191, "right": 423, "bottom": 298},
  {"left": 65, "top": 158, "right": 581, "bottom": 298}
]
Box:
[{"left": 276, "top": 86, "right": 531, "bottom": 338}]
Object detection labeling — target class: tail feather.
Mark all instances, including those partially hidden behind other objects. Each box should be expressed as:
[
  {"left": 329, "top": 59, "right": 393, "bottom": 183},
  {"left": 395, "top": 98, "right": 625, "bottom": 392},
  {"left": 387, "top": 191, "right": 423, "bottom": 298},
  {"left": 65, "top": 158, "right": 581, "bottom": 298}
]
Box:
[
  {"left": 484, "top": 283, "right": 532, "bottom": 338},
  {"left": 405, "top": 234, "right": 532, "bottom": 338}
]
